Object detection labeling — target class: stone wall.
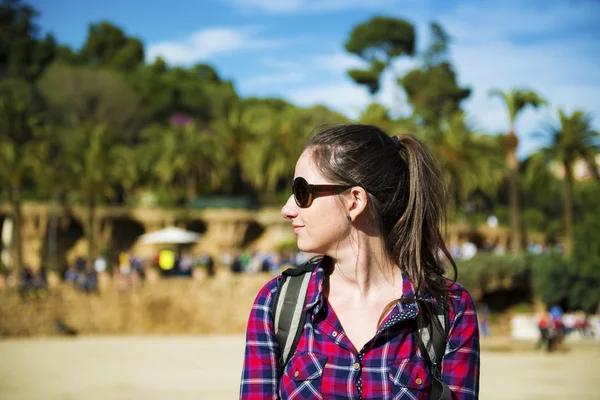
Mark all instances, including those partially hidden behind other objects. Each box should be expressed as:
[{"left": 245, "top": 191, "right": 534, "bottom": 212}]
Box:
[{"left": 0, "top": 270, "right": 272, "bottom": 337}]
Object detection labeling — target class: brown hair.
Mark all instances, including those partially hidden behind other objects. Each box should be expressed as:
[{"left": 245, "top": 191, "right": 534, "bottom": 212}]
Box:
[{"left": 305, "top": 124, "right": 457, "bottom": 321}]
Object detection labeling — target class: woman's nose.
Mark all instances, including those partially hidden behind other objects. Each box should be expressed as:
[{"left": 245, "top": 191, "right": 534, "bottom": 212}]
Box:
[{"left": 281, "top": 195, "right": 299, "bottom": 220}]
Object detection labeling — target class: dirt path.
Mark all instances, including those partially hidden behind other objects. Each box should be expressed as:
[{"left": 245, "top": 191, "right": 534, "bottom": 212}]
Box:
[{"left": 0, "top": 336, "right": 597, "bottom": 399}]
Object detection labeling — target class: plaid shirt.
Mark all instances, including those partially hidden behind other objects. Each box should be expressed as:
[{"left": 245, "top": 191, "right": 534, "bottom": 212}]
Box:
[{"left": 240, "top": 260, "right": 480, "bottom": 399}]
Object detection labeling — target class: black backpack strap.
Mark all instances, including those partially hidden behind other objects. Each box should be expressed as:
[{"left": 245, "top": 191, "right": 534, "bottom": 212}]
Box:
[
  {"left": 272, "top": 258, "right": 320, "bottom": 371},
  {"left": 417, "top": 299, "right": 451, "bottom": 400}
]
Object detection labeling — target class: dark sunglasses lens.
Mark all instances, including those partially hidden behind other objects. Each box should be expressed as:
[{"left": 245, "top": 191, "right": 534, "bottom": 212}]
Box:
[{"left": 293, "top": 178, "right": 309, "bottom": 207}]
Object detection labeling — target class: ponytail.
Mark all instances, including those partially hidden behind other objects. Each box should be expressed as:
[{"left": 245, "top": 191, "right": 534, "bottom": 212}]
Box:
[{"left": 388, "top": 134, "right": 457, "bottom": 301}]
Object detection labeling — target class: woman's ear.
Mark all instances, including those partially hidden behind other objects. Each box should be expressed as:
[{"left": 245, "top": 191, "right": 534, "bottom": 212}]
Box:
[{"left": 346, "top": 186, "right": 368, "bottom": 221}]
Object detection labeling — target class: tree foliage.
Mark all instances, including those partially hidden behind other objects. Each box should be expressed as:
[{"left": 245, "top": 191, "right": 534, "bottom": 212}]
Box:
[
  {"left": 345, "top": 16, "right": 415, "bottom": 94},
  {"left": 399, "top": 24, "right": 470, "bottom": 127},
  {"left": 78, "top": 21, "right": 144, "bottom": 71},
  {"left": 38, "top": 63, "right": 141, "bottom": 139},
  {"left": 0, "top": 0, "right": 57, "bottom": 81},
  {"left": 488, "top": 88, "right": 547, "bottom": 132}
]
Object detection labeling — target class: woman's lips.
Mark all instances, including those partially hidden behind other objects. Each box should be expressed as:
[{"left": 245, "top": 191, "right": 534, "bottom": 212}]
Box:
[{"left": 293, "top": 226, "right": 304, "bottom": 234}]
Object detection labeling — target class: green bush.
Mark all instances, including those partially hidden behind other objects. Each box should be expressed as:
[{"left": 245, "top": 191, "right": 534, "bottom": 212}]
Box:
[
  {"left": 531, "top": 214, "right": 600, "bottom": 313},
  {"left": 454, "top": 253, "right": 530, "bottom": 294},
  {"left": 531, "top": 252, "right": 570, "bottom": 306}
]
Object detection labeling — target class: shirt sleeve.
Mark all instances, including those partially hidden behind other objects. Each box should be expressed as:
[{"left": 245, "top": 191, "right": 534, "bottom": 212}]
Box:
[
  {"left": 441, "top": 285, "right": 481, "bottom": 399},
  {"left": 239, "top": 277, "right": 281, "bottom": 400}
]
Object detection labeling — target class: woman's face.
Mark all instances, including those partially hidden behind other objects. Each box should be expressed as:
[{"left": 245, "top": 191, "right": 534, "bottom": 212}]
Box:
[{"left": 281, "top": 150, "right": 350, "bottom": 255}]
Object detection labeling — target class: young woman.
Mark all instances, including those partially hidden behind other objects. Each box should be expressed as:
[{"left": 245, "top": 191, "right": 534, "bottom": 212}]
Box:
[{"left": 240, "top": 125, "right": 480, "bottom": 399}]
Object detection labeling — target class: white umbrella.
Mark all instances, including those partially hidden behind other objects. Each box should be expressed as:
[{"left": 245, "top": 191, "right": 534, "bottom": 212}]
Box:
[{"left": 138, "top": 227, "right": 201, "bottom": 245}]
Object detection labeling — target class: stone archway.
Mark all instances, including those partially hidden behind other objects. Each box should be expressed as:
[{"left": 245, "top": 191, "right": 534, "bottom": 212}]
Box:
[
  {"left": 178, "top": 219, "right": 208, "bottom": 235},
  {"left": 107, "top": 217, "right": 146, "bottom": 257},
  {"left": 241, "top": 221, "right": 265, "bottom": 248},
  {"left": 43, "top": 213, "right": 85, "bottom": 275}
]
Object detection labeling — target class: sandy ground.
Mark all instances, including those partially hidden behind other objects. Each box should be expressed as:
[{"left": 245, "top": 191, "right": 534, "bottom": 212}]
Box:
[{"left": 0, "top": 335, "right": 597, "bottom": 400}]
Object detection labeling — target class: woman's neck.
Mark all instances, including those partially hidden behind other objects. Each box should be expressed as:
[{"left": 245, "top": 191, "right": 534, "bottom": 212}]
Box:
[{"left": 324, "top": 236, "right": 403, "bottom": 304}]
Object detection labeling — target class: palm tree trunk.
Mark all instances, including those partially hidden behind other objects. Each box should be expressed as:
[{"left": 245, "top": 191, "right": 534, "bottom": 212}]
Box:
[
  {"left": 505, "top": 131, "right": 522, "bottom": 254},
  {"left": 561, "top": 161, "right": 574, "bottom": 255},
  {"left": 231, "top": 161, "right": 246, "bottom": 196},
  {"left": 9, "top": 179, "right": 23, "bottom": 276},
  {"left": 186, "top": 174, "right": 197, "bottom": 203},
  {"left": 86, "top": 196, "right": 96, "bottom": 270},
  {"left": 583, "top": 155, "right": 600, "bottom": 183}
]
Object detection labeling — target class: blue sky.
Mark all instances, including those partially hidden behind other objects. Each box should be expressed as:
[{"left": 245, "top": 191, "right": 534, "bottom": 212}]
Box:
[{"left": 31, "top": 0, "right": 600, "bottom": 158}]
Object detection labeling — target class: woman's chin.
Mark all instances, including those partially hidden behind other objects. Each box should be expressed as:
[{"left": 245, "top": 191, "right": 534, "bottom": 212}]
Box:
[
  {"left": 296, "top": 238, "right": 322, "bottom": 255},
  {"left": 296, "top": 238, "right": 312, "bottom": 253}
]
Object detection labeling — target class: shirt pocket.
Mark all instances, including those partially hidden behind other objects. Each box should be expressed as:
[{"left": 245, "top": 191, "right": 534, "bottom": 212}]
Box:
[
  {"left": 280, "top": 352, "right": 327, "bottom": 400},
  {"left": 387, "top": 356, "right": 432, "bottom": 397}
]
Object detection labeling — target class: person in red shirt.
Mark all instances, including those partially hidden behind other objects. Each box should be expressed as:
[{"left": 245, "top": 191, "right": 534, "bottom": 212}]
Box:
[{"left": 241, "top": 125, "right": 480, "bottom": 399}]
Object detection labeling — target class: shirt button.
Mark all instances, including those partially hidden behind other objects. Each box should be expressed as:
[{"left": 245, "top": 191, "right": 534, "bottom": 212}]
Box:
[
  {"left": 416, "top": 378, "right": 422, "bottom": 385},
  {"left": 294, "top": 370, "right": 299, "bottom": 377},
  {"left": 353, "top": 362, "right": 361, "bottom": 370},
  {"left": 332, "top": 331, "right": 338, "bottom": 337}
]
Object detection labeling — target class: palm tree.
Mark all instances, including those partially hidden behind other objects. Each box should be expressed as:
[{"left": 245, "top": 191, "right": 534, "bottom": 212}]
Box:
[
  {"left": 210, "top": 95, "right": 259, "bottom": 196},
  {"left": 488, "top": 88, "right": 546, "bottom": 254},
  {"left": 0, "top": 79, "right": 45, "bottom": 274},
  {"left": 138, "top": 122, "right": 224, "bottom": 203},
  {"left": 424, "top": 112, "right": 505, "bottom": 209},
  {"left": 536, "top": 109, "right": 599, "bottom": 255},
  {"left": 61, "top": 125, "right": 128, "bottom": 264},
  {"left": 243, "top": 106, "right": 308, "bottom": 203}
]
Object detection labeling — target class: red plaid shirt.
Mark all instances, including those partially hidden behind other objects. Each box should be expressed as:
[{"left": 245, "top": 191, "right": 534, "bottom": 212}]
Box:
[{"left": 240, "top": 260, "right": 480, "bottom": 399}]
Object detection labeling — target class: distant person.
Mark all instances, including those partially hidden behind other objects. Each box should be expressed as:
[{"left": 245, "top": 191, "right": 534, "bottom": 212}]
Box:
[
  {"left": 158, "top": 249, "right": 176, "bottom": 276},
  {"left": 536, "top": 311, "right": 551, "bottom": 351},
  {"left": 231, "top": 255, "right": 242, "bottom": 274},
  {"left": 205, "top": 255, "right": 215, "bottom": 277},
  {"left": 240, "top": 125, "right": 480, "bottom": 399},
  {"left": 479, "top": 303, "right": 491, "bottom": 337}
]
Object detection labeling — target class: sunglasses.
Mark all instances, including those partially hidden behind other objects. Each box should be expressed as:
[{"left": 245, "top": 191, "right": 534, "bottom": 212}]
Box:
[{"left": 292, "top": 177, "right": 353, "bottom": 208}]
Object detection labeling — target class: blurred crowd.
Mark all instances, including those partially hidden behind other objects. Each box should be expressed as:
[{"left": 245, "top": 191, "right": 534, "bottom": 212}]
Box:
[
  {"left": 34, "top": 249, "right": 309, "bottom": 294},
  {"left": 449, "top": 240, "right": 562, "bottom": 260},
  {"left": 535, "top": 306, "right": 595, "bottom": 352}
]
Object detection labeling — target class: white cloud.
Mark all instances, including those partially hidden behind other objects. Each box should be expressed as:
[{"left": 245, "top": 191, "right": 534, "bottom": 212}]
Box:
[
  {"left": 229, "top": 0, "right": 397, "bottom": 14},
  {"left": 244, "top": 72, "right": 307, "bottom": 88},
  {"left": 442, "top": 0, "right": 600, "bottom": 41},
  {"left": 287, "top": 81, "right": 371, "bottom": 119},
  {"left": 313, "top": 52, "right": 366, "bottom": 72},
  {"left": 260, "top": 56, "right": 300, "bottom": 70},
  {"left": 147, "top": 27, "right": 283, "bottom": 65}
]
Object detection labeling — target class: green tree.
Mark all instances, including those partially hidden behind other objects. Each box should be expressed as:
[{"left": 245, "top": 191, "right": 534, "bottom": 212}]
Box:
[
  {"left": 64, "top": 126, "right": 132, "bottom": 264},
  {"left": 130, "top": 60, "right": 228, "bottom": 125},
  {"left": 210, "top": 94, "right": 260, "bottom": 196},
  {"left": 38, "top": 64, "right": 142, "bottom": 264},
  {"left": 520, "top": 153, "right": 563, "bottom": 237},
  {"left": 78, "top": 21, "right": 144, "bottom": 71},
  {"left": 0, "top": 0, "right": 57, "bottom": 81},
  {"left": 422, "top": 112, "right": 504, "bottom": 208},
  {"left": 536, "top": 109, "right": 599, "bottom": 254},
  {"left": 243, "top": 105, "right": 307, "bottom": 202},
  {"left": 488, "top": 88, "right": 546, "bottom": 254},
  {"left": 138, "top": 123, "right": 224, "bottom": 203},
  {"left": 359, "top": 103, "right": 393, "bottom": 132},
  {"left": 345, "top": 16, "right": 415, "bottom": 94},
  {"left": 399, "top": 23, "right": 470, "bottom": 128},
  {"left": 38, "top": 64, "right": 141, "bottom": 140},
  {"left": 0, "top": 78, "right": 45, "bottom": 273}
]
